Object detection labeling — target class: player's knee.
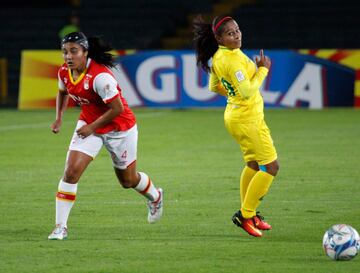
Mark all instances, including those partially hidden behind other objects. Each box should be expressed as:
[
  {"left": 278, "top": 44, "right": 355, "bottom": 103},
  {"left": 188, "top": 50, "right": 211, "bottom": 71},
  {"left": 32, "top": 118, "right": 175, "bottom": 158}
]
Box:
[
  {"left": 118, "top": 174, "right": 138, "bottom": 189},
  {"left": 267, "top": 161, "right": 279, "bottom": 176},
  {"left": 119, "top": 179, "right": 133, "bottom": 188},
  {"left": 64, "top": 168, "right": 81, "bottom": 183}
]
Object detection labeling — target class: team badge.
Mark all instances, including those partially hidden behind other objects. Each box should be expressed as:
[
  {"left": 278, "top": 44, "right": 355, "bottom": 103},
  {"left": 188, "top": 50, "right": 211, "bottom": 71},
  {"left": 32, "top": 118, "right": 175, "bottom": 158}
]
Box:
[{"left": 84, "top": 78, "right": 89, "bottom": 90}]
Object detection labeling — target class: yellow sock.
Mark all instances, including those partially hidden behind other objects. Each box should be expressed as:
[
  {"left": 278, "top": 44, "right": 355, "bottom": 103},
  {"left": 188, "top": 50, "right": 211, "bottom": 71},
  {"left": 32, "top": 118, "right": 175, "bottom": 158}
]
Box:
[
  {"left": 240, "top": 166, "right": 257, "bottom": 207},
  {"left": 241, "top": 171, "right": 274, "bottom": 219}
]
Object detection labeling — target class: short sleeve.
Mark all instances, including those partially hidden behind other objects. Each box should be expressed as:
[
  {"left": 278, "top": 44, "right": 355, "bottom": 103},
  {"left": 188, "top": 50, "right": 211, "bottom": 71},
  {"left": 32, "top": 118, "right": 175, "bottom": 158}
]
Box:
[
  {"left": 58, "top": 71, "right": 66, "bottom": 91},
  {"left": 208, "top": 67, "right": 227, "bottom": 96},
  {"left": 93, "top": 73, "right": 119, "bottom": 103},
  {"left": 209, "top": 67, "right": 220, "bottom": 92}
]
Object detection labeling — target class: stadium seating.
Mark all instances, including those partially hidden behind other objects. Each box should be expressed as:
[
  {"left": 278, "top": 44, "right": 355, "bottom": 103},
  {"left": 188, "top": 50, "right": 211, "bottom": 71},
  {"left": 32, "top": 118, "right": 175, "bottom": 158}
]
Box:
[
  {"left": 0, "top": 0, "right": 214, "bottom": 106},
  {"left": 0, "top": 4, "right": 72, "bottom": 105},
  {"left": 1, "top": 0, "right": 359, "bottom": 106},
  {"left": 232, "top": 0, "right": 360, "bottom": 49}
]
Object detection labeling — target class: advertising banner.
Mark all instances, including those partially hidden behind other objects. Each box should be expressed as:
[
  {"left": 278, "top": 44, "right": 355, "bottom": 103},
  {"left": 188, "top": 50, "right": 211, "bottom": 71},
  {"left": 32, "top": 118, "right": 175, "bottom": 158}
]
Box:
[
  {"left": 19, "top": 51, "right": 63, "bottom": 109},
  {"left": 18, "top": 49, "right": 360, "bottom": 109}
]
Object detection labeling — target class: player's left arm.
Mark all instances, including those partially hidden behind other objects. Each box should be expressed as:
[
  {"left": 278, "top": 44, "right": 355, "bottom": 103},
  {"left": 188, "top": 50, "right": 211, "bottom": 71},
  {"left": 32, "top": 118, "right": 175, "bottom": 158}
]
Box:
[
  {"left": 229, "top": 52, "right": 269, "bottom": 99},
  {"left": 76, "top": 73, "right": 124, "bottom": 138}
]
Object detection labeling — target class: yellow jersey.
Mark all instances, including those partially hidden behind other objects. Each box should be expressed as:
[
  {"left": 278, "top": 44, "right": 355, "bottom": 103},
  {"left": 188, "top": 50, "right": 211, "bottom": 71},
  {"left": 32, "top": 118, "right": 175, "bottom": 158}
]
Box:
[{"left": 209, "top": 46, "right": 269, "bottom": 121}]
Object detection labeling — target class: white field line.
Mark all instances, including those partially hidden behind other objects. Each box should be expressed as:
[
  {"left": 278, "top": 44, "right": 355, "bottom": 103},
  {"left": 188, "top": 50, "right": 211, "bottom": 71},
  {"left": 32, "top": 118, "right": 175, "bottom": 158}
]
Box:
[
  {"left": 0, "top": 112, "right": 165, "bottom": 131},
  {"left": 0, "top": 122, "right": 71, "bottom": 131},
  {"left": 0, "top": 121, "right": 75, "bottom": 132}
]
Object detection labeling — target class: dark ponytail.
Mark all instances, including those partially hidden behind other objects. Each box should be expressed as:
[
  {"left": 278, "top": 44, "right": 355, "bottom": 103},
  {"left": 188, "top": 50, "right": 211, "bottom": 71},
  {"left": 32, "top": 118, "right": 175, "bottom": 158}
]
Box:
[
  {"left": 192, "top": 15, "right": 218, "bottom": 72},
  {"left": 193, "top": 15, "right": 233, "bottom": 72},
  {"left": 88, "top": 36, "right": 115, "bottom": 68}
]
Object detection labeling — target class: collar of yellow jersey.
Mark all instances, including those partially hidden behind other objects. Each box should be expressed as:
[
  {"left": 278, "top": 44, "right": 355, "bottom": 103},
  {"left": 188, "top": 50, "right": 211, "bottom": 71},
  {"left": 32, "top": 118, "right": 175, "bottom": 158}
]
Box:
[{"left": 218, "top": 45, "right": 237, "bottom": 51}]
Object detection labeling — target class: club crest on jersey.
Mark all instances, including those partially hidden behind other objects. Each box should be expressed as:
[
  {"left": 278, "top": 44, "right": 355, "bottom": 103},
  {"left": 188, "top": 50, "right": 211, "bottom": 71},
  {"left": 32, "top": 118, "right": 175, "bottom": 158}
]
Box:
[
  {"left": 84, "top": 74, "right": 93, "bottom": 90},
  {"left": 84, "top": 80, "right": 89, "bottom": 90}
]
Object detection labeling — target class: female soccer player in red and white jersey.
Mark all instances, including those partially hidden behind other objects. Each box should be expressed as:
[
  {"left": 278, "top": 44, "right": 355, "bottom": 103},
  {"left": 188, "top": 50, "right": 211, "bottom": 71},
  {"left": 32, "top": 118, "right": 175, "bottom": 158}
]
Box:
[
  {"left": 193, "top": 16, "right": 279, "bottom": 237},
  {"left": 48, "top": 32, "right": 163, "bottom": 240}
]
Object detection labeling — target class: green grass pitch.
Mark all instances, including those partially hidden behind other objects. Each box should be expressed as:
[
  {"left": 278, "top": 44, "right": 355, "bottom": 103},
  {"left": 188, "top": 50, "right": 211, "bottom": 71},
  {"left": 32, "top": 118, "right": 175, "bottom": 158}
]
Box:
[{"left": 0, "top": 108, "right": 359, "bottom": 273}]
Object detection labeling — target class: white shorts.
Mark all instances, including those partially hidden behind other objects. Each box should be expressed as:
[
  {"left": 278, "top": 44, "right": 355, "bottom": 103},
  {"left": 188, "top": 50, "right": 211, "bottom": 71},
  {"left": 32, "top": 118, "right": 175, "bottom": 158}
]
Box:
[{"left": 68, "top": 120, "right": 138, "bottom": 169}]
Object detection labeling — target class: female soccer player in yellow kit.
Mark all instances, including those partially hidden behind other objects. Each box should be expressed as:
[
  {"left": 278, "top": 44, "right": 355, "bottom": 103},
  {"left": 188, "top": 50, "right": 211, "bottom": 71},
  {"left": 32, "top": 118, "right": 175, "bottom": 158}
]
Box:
[{"left": 193, "top": 15, "right": 279, "bottom": 237}]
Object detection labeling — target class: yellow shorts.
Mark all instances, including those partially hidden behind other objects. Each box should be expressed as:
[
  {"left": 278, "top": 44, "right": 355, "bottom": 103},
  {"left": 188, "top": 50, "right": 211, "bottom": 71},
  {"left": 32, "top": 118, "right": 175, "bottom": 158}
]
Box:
[{"left": 224, "top": 114, "right": 277, "bottom": 165}]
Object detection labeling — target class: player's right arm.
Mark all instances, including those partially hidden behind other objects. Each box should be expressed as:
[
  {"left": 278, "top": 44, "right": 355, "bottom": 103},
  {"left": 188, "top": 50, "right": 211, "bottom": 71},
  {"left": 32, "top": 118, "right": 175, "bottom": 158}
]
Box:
[
  {"left": 208, "top": 68, "right": 228, "bottom": 97},
  {"left": 51, "top": 73, "right": 69, "bottom": 134}
]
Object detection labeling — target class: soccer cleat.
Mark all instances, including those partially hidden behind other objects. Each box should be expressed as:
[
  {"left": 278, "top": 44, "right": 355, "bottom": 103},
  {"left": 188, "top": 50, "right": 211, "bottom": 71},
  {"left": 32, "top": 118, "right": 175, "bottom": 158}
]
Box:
[
  {"left": 232, "top": 210, "right": 262, "bottom": 237},
  {"left": 254, "top": 211, "right": 272, "bottom": 230},
  {"left": 48, "top": 225, "right": 68, "bottom": 240},
  {"left": 147, "top": 188, "right": 163, "bottom": 224}
]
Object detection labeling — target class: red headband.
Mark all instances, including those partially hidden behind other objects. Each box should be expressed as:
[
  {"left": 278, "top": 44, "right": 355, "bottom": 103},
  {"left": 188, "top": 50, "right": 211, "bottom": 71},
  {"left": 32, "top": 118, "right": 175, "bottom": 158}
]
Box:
[{"left": 212, "top": 16, "right": 233, "bottom": 33}]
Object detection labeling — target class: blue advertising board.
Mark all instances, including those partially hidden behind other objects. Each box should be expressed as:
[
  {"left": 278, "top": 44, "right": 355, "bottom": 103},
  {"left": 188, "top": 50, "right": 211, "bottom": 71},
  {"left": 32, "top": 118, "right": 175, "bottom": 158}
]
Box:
[{"left": 113, "top": 50, "right": 355, "bottom": 109}]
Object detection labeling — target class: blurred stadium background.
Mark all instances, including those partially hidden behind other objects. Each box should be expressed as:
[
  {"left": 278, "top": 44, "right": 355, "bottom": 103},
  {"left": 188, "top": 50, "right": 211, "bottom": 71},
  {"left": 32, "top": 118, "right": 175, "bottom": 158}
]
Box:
[
  {"left": 1, "top": 1, "right": 360, "bottom": 272},
  {"left": 0, "top": 0, "right": 360, "bottom": 108}
]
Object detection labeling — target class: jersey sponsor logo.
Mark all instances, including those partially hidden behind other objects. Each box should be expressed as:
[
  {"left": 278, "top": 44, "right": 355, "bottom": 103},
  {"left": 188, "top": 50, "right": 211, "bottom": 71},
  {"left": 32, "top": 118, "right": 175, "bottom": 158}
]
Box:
[
  {"left": 235, "top": 70, "right": 245, "bottom": 82},
  {"left": 69, "top": 94, "right": 90, "bottom": 105}
]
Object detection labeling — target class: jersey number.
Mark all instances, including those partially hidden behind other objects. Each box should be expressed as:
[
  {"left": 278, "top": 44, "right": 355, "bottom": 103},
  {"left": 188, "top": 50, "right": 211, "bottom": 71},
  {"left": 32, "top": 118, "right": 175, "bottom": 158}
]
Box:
[{"left": 221, "top": 78, "right": 236, "bottom": 96}]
